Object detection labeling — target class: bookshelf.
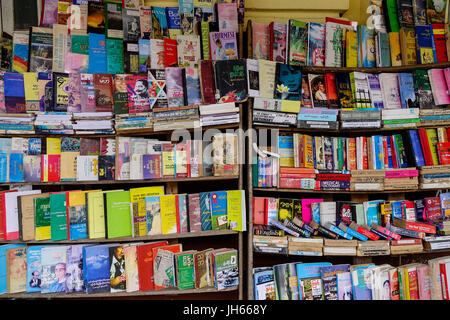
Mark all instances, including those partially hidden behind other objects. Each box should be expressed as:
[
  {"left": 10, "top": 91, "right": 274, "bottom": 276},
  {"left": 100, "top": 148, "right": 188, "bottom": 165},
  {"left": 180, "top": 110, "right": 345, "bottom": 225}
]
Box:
[{"left": 246, "top": 95, "right": 450, "bottom": 300}]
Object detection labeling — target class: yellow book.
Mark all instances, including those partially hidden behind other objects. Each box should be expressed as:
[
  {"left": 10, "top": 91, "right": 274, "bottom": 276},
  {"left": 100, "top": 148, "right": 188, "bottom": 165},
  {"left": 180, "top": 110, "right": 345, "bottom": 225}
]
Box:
[
  {"left": 132, "top": 200, "right": 147, "bottom": 237},
  {"left": 389, "top": 32, "right": 402, "bottom": 66},
  {"left": 46, "top": 137, "right": 61, "bottom": 155},
  {"left": 303, "top": 134, "right": 314, "bottom": 168},
  {"left": 160, "top": 195, "right": 177, "bottom": 235},
  {"left": 346, "top": 30, "right": 358, "bottom": 67},
  {"left": 226, "top": 190, "right": 246, "bottom": 231},
  {"left": 258, "top": 59, "right": 276, "bottom": 99},
  {"left": 162, "top": 143, "right": 175, "bottom": 178},
  {"left": 23, "top": 72, "right": 40, "bottom": 112},
  {"left": 281, "top": 100, "right": 301, "bottom": 113},
  {"left": 86, "top": 189, "right": 121, "bottom": 239},
  {"left": 437, "top": 127, "right": 448, "bottom": 143},
  {"left": 404, "top": 268, "right": 411, "bottom": 300},
  {"left": 60, "top": 151, "right": 79, "bottom": 181},
  {"left": 400, "top": 28, "right": 417, "bottom": 65},
  {"left": 129, "top": 186, "right": 165, "bottom": 203},
  {"left": 426, "top": 128, "right": 439, "bottom": 165}
]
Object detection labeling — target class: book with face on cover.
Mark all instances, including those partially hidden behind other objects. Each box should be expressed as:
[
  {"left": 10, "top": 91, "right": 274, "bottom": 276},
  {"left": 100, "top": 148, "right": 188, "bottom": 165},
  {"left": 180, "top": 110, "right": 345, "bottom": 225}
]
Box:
[
  {"left": 123, "top": 8, "right": 141, "bottom": 42},
  {"left": 126, "top": 74, "right": 150, "bottom": 113}
]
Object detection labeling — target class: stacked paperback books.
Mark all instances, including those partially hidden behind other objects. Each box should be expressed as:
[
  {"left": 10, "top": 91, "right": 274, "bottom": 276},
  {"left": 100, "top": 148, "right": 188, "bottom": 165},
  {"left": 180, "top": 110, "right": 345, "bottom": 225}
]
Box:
[
  {"left": 0, "top": 243, "right": 238, "bottom": 295},
  {"left": 199, "top": 102, "right": 240, "bottom": 127},
  {"left": 340, "top": 109, "right": 381, "bottom": 130},
  {"left": 72, "top": 112, "right": 115, "bottom": 134},
  {"left": 0, "top": 113, "right": 35, "bottom": 134}
]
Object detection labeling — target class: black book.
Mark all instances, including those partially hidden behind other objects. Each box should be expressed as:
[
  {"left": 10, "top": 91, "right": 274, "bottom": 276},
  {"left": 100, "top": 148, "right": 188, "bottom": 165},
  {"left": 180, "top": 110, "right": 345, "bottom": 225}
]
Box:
[
  {"left": 13, "top": 0, "right": 38, "bottom": 31},
  {"left": 52, "top": 72, "right": 69, "bottom": 112},
  {"left": 335, "top": 72, "right": 354, "bottom": 108},
  {"left": 122, "top": 8, "right": 141, "bottom": 42},
  {"left": 336, "top": 201, "right": 356, "bottom": 227},
  {"left": 213, "top": 59, "right": 248, "bottom": 103},
  {"left": 396, "top": 0, "right": 415, "bottom": 28},
  {"left": 87, "top": 1, "right": 106, "bottom": 34},
  {"left": 99, "top": 155, "right": 115, "bottom": 181}
]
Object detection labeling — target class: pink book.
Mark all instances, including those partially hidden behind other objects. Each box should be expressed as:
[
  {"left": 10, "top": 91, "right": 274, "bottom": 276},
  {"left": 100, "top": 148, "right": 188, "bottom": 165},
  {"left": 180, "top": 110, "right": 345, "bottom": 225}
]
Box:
[
  {"left": 252, "top": 22, "right": 270, "bottom": 60},
  {"left": 301, "top": 199, "right": 323, "bottom": 224},
  {"left": 428, "top": 68, "right": 450, "bottom": 105},
  {"left": 417, "top": 265, "right": 431, "bottom": 300},
  {"left": 218, "top": 3, "right": 238, "bottom": 33},
  {"left": 385, "top": 169, "right": 419, "bottom": 178}
]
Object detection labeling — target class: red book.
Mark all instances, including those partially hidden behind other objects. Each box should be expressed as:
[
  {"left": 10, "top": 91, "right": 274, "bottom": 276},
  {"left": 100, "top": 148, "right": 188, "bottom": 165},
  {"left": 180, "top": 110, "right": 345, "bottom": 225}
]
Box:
[
  {"left": 431, "top": 23, "right": 448, "bottom": 63},
  {"left": 391, "top": 238, "right": 422, "bottom": 246},
  {"left": 93, "top": 74, "right": 114, "bottom": 112},
  {"left": 0, "top": 190, "right": 17, "bottom": 240},
  {"left": 349, "top": 222, "right": 380, "bottom": 240},
  {"left": 279, "top": 167, "right": 316, "bottom": 175},
  {"left": 440, "top": 262, "right": 450, "bottom": 300},
  {"left": 44, "top": 154, "right": 61, "bottom": 182},
  {"left": 164, "top": 38, "right": 178, "bottom": 67},
  {"left": 324, "top": 73, "right": 338, "bottom": 108},
  {"left": 393, "top": 218, "right": 436, "bottom": 234},
  {"left": 316, "top": 174, "right": 351, "bottom": 181},
  {"left": 424, "top": 197, "right": 442, "bottom": 221},
  {"left": 407, "top": 268, "right": 419, "bottom": 300},
  {"left": 362, "top": 137, "right": 368, "bottom": 170},
  {"left": 279, "top": 178, "right": 302, "bottom": 189},
  {"left": 198, "top": 60, "right": 216, "bottom": 105},
  {"left": 419, "top": 129, "right": 433, "bottom": 166},
  {"left": 390, "top": 136, "right": 398, "bottom": 169},
  {"left": 383, "top": 136, "right": 389, "bottom": 168},
  {"left": 347, "top": 137, "right": 357, "bottom": 171},
  {"left": 280, "top": 173, "right": 316, "bottom": 179},
  {"left": 269, "top": 22, "right": 275, "bottom": 61},
  {"left": 253, "top": 197, "right": 266, "bottom": 225},
  {"left": 136, "top": 241, "right": 169, "bottom": 291},
  {"left": 152, "top": 243, "right": 182, "bottom": 290},
  {"left": 438, "top": 142, "right": 450, "bottom": 165}
]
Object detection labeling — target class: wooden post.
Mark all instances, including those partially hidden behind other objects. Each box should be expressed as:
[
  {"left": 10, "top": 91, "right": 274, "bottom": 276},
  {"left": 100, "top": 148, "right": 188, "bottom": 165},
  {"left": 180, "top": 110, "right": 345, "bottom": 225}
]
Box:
[
  {"left": 166, "top": 182, "right": 178, "bottom": 195},
  {"left": 351, "top": 194, "right": 369, "bottom": 204}
]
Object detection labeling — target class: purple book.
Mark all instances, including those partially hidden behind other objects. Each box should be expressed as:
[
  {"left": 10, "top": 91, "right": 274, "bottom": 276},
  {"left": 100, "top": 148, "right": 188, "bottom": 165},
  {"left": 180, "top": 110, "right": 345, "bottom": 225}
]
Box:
[
  {"left": 143, "top": 154, "right": 161, "bottom": 179},
  {"left": 165, "top": 67, "right": 186, "bottom": 107}
]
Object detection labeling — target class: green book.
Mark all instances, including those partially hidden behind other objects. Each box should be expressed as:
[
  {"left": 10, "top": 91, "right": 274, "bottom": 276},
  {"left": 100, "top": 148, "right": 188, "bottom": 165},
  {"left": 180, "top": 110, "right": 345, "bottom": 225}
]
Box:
[
  {"left": 105, "top": 2, "right": 123, "bottom": 39},
  {"left": 34, "top": 196, "right": 51, "bottom": 240},
  {"left": 105, "top": 191, "right": 132, "bottom": 239},
  {"left": 213, "top": 249, "right": 238, "bottom": 290},
  {"left": 337, "top": 137, "right": 344, "bottom": 171},
  {"left": 383, "top": 118, "right": 420, "bottom": 124},
  {"left": 71, "top": 34, "right": 89, "bottom": 55},
  {"left": 386, "top": 0, "right": 400, "bottom": 32},
  {"left": 287, "top": 19, "right": 307, "bottom": 66},
  {"left": 106, "top": 38, "right": 124, "bottom": 74},
  {"left": 200, "top": 21, "right": 210, "bottom": 60},
  {"left": 50, "top": 193, "right": 68, "bottom": 241},
  {"left": 210, "top": 191, "right": 228, "bottom": 230},
  {"left": 175, "top": 251, "right": 196, "bottom": 290}
]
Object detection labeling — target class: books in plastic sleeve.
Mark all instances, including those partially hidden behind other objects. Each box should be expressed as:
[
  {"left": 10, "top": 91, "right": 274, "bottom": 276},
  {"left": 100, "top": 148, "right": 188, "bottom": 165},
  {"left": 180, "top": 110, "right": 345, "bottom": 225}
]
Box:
[{"left": 287, "top": 19, "right": 307, "bottom": 66}]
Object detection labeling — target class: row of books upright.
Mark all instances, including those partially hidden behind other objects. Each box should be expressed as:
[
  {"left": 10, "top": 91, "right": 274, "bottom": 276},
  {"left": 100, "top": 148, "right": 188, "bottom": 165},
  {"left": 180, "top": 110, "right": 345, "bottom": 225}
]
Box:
[
  {"left": 246, "top": 0, "right": 450, "bottom": 68},
  {"left": 253, "top": 256, "right": 450, "bottom": 300},
  {"left": 0, "top": 185, "right": 246, "bottom": 243},
  {"left": 248, "top": 58, "right": 450, "bottom": 110},
  {"left": 0, "top": 242, "right": 238, "bottom": 295},
  {"left": 254, "top": 127, "right": 449, "bottom": 190},
  {"left": 0, "top": 132, "right": 239, "bottom": 183}
]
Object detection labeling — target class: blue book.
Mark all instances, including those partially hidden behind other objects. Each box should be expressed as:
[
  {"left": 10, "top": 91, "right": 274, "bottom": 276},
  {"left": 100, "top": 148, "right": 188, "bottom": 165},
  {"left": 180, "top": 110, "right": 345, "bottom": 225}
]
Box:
[
  {"left": 338, "top": 223, "right": 368, "bottom": 241},
  {"left": 372, "top": 136, "right": 381, "bottom": 169},
  {"left": 421, "top": 115, "right": 450, "bottom": 120},
  {"left": 0, "top": 244, "right": 26, "bottom": 294},
  {"left": 69, "top": 204, "right": 88, "bottom": 241},
  {"left": 274, "top": 64, "right": 302, "bottom": 101},
  {"left": 210, "top": 191, "right": 227, "bottom": 230},
  {"left": 429, "top": 24, "right": 438, "bottom": 63},
  {"left": 4, "top": 72, "right": 26, "bottom": 113},
  {"left": 0, "top": 154, "right": 8, "bottom": 182},
  {"left": 166, "top": 7, "right": 181, "bottom": 33},
  {"left": 440, "top": 192, "right": 450, "bottom": 218},
  {"left": 40, "top": 245, "right": 68, "bottom": 294},
  {"left": 320, "top": 264, "right": 351, "bottom": 300},
  {"left": 88, "top": 33, "right": 107, "bottom": 74},
  {"left": 9, "top": 153, "right": 24, "bottom": 182},
  {"left": 200, "top": 192, "right": 212, "bottom": 231},
  {"left": 361, "top": 26, "right": 376, "bottom": 68},
  {"left": 0, "top": 138, "right": 12, "bottom": 154},
  {"left": 408, "top": 130, "right": 425, "bottom": 166},
  {"left": 185, "top": 68, "right": 202, "bottom": 105},
  {"left": 296, "top": 262, "right": 331, "bottom": 300},
  {"left": 398, "top": 73, "right": 417, "bottom": 108},
  {"left": 145, "top": 196, "right": 160, "bottom": 234},
  {"left": 0, "top": 124, "right": 34, "bottom": 130},
  {"left": 415, "top": 25, "right": 434, "bottom": 64},
  {"left": 83, "top": 244, "right": 111, "bottom": 294},
  {"left": 253, "top": 268, "right": 274, "bottom": 300},
  {"left": 138, "top": 38, "right": 150, "bottom": 73},
  {"left": 365, "top": 200, "right": 383, "bottom": 226},
  {"left": 307, "top": 22, "right": 325, "bottom": 66},
  {"left": 391, "top": 201, "right": 404, "bottom": 220},
  {"left": 326, "top": 223, "right": 353, "bottom": 240},
  {"left": 26, "top": 245, "right": 46, "bottom": 293},
  {"left": 27, "top": 138, "right": 42, "bottom": 155},
  {"left": 351, "top": 264, "right": 375, "bottom": 300},
  {"left": 386, "top": 136, "right": 394, "bottom": 168},
  {"left": 152, "top": 6, "right": 169, "bottom": 38}
]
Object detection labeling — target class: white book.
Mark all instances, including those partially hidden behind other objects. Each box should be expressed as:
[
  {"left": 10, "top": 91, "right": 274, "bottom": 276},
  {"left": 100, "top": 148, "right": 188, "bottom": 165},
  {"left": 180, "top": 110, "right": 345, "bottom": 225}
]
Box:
[
  {"left": 150, "top": 39, "right": 165, "bottom": 69},
  {"left": 4, "top": 190, "right": 41, "bottom": 240},
  {"left": 379, "top": 73, "right": 402, "bottom": 109},
  {"left": 247, "top": 59, "right": 260, "bottom": 97},
  {"left": 76, "top": 155, "right": 99, "bottom": 181},
  {"left": 319, "top": 202, "right": 336, "bottom": 227},
  {"left": 130, "top": 154, "right": 143, "bottom": 180}
]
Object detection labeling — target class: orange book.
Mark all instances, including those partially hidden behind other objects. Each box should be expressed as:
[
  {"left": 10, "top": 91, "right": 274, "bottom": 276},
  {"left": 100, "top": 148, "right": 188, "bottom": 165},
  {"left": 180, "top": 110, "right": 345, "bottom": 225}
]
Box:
[{"left": 389, "top": 32, "right": 402, "bottom": 66}]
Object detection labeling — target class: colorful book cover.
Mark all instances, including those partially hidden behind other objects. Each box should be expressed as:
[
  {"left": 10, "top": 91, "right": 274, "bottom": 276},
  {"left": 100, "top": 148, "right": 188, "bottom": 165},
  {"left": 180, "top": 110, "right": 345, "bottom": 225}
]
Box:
[
  {"left": 65, "top": 244, "right": 85, "bottom": 293},
  {"left": 109, "top": 245, "right": 126, "bottom": 293},
  {"left": 308, "top": 74, "right": 328, "bottom": 108},
  {"left": 105, "top": 191, "right": 132, "bottom": 239},
  {"left": 87, "top": 1, "right": 106, "bottom": 34},
  {"left": 113, "top": 74, "right": 129, "bottom": 114},
  {"left": 218, "top": 2, "right": 238, "bottom": 33},
  {"left": 145, "top": 195, "right": 162, "bottom": 235},
  {"left": 93, "top": 73, "right": 114, "bottom": 112},
  {"left": 166, "top": 67, "right": 186, "bottom": 107},
  {"left": 52, "top": 72, "right": 69, "bottom": 112},
  {"left": 35, "top": 196, "right": 51, "bottom": 241},
  {"left": 88, "top": 33, "right": 107, "bottom": 74},
  {"left": 361, "top": 26, "right": 376, "bottom": 68},
  {"left": 273, "top": 263, "right": 299, "bottom": 300},
  {"left": 152, "top": 6, "right": 169, "bottom": 39},
  {"left": 427, "top": 0, "right": 447, "bottom": 23},
  {"left": 40, "top": 0, "right": 59, "bottom": 27},
  {"left": 271, "top": 23, "right": 287, "bottom": 63},
  {"left": 288, "top": 19, "right": 308, "bottom": 66},
  {"left": 251, "top": 22, "right": 270, "bottom": 60},
  {"left": 336, "top": 272, "right": 353, "bottom": 300},
  {"left": 148, "top": 69, "right": 168, "bottom": 109},
  {"left": 307, "top": 23, "right": 325, "bottom": 66},
  {"left": 175, "top": 251, "right": 195, "bottom": 290},
  {"left": 126, "top": 74, "right": 151, "bottom": 113},
  {"left": 164, "top": 37, "right": 178, "bottom": 68},
  {"left": 398, "top": 72, "right": 418, "bottom": 108},
  {"left": 67, "top": 191, "right": 87, "bottom": 240},
  {"left": 67, "top": 72, "right": 82, "bottom": 113},
  {"left": 83, "top": 245, "right": 110, "bottom": 294},
  {"left": 139, "top": 6, "right": 152, "bottom": 39},
  {"left": 213, "top": 249, "right": 238, "bottom": 290},
  {"left": 4, "top": 72, "right": 26, "bottom": 113},
  {"left": 185, "top": 67, "right": 202, "bottom": 105},
  {"left": 105, "top": 2, "right": 123, "bottom": 39},
  {"left": 123, "top": 41, "right": 139, "bottom": 73},
  {"left": 165, "top": 7, "right": 181, "bottom": 39},
  {"left": 177, "top": 34, "right": 201, "bottom": 67},
  {"left": 49, "top": 192, "right": 68, "bottom": 241},
  {"left": 210, "top": 191, "right": 228, "bottom": 230},
  {"left": 274, "top": 64, "right": 302, "bottom": 101},
  {"left": 415, "top": 25, "right": 435, "bottom": 64},
  {"left": 66, "top": 34, "right": 89, "bottom": 74},
  {"left": 26, "top": 245, "right": 45, "bottom": 293},
  {"left": 6, "top": 247, "right": 27, "bottom": 293},
  {"left": 23, "top": 72, "right": 39, "bottom": 112},
  {"left": 214, "top": 59, "right": 247, "bottom": 103},
  {"left": 12, "top": 32, "right": 29, "bottom": 73},
  {"left": 296, "top": 262, "right": 332, "bottom": 300},
  {"left": 193, "top": 0, "right": 214, "bottom": 23},
  {"left": 106, "top": 38, "right": 124, "bottom": 75},
  {"left": 209, "top": 31, "right": 238, "bottom": 61},
  {"left": 138, "top": 38, "right": 150, "bottom": 72},
  {"left": 41, "top": 246, "right": 67, "bottom": 294},
  {"left": 28, "top": 27, "right": 53, "bottom": 73}
]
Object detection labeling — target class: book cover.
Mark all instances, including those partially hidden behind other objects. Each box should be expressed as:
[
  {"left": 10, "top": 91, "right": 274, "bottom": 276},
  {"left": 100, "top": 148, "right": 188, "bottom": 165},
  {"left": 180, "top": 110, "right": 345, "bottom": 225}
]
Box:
[
  {"left": 41, "top": 246, "right": 67, "bottom": 293},
  {"left": 123, "top": 244, "right": 139, "bottom": 292},
  {"left": 274, "top": 64, "right": 302, "bottom": 101},
  {"left": 177, "top": 34, "right": 201, "bottom": 67},
  {"left": 136, "top": 240, "right": 169, "bottom": 291},
  {"left": 213, "top": 249, "right": 238, "bottom": 290},
  {"left": 214, "top": 59, "right": 247, "bottom": 103},
  {"left": 67, "top": 191, "right": 88, "bottom": 241},
  {"left": 28, "top": 27, "right": 53, "bottom": 73},
  {"left": 271, "top": 22, "right": 287, "bottom": 63},
  {"left": 153, "top": 248, "right": 176, "bottom": 290},
  {"left": 210, "top": 31, "right": 238, "bottom": 61},
  {"left": 160, "top": 195, "right": 178, "bottom": 235},
  {"left": 175, "top": 251, "right": 195, "bottom": 290},
  {"left": 109, "top": 245, "right": 126, "bottom": 293},
  {"left": 93, "top": 73, "right": 114, "bottom": 112},
  {"left": 65, "top": 244, "right": 85, "bottom": 294},
  {"left": 106, "top": 38, "right": 124, "bottom": 75},
  {"left": 398, "top": 72, "right": 418, "bottom": 108},
  {"left": 427, "top": 0, "right": 446, "bottom": 23},
  {"left": 6, "top": 246, "right": 27, "bottom": 293},
  {"left": 4, "top": 72, "right": 26, "bottom": 113},
  {"left": 113, "top": 74, "right": 129, "bottom": 114},
  {"left": 105, "top": 191, "right": 132, "bottom": 239},
  {"left": 49, "top": 192, "right": 68, "bottom": 241},
  {"left": 151, "top": 6, "right": 169, "bottom": 39},
  {"left": 307, "top": 23, "right": 325, "bottom": 66},
  {"left": 218, "top": 2, "right": 238, "bottom": 33},
  {"left": 123, "top": 8, "right": 141, "bottom": 42},
  {"left": 273, "top": 263, "right": 299, "bottom": 300},
  {"left": 126, "top": 75, "right": 150, "bottom": 113},
  {"left": 83, "top": 245, "right": 110, "bottom": 294},
  {"left": 12, "top": 32, "right": 29, "bottom": 74},
  {"left": 26, "top": 245, "right": 45, "bottom": 293},
  {"left": 209, "top": 191, "right": 228, "bottom": 230},
  {"left": 308, "top": 74, "right": 328, "bottom": 108},
  {"left": 139, "top": 6, "right": 152, "bottom": 39},
  {"left": 148, "top": 69, "right": 168, "bottom": 109},
  {"left": 87, "top": 1, "right": 106, "bottom": 34},
  {"left": 105, "top": 2, "right": 124, "bottom": 39},
  {"left": 251, "top": 22, "right": 270, "bottom": 60},
  {"left": 166, "top": 7, "right": 181, "bottom": 39},
  {"left": 164, "top": 38, "right": 178, "bottom": 67},
  {"left": 165, "top": 67, "right": 186, "bottom": 107},
  {"left": 88, "top": 33, "right": 107, "bottom": 74},
  {"left": 287, "top": 19, "right": 308, "bottom": 66}
]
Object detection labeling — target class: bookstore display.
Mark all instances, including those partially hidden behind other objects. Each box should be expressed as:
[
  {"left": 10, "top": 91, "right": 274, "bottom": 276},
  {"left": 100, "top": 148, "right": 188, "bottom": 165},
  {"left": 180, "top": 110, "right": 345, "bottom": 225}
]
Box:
[
  {"left": 245, "top": 0, "right": 450, "bottom": 301},
  {"left": 0, "top": 0, "right": 246, "bottom": 299}
]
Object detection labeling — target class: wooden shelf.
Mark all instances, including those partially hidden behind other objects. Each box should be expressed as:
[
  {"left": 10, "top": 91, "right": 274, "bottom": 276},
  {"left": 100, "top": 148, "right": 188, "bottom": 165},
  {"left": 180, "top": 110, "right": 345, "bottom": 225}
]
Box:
[
  {"left": 1, "top": 229, "right": 239, "bottom": 245},
  {"left": 253, "top": 248, "right": 450, "bottom": 257},
  {"left": 117, "top": 123, "right": 241, "bottom": 136},
  {"left": 0, "top": 133, "right": 116, "bottom": 138},
  {"left": 0, "top": 286, "right": 238, "bottom": 299},
  {"left": 252, "top": 187, "right": 441, "bottom": 194},
  {"left": 300, "top": 61, "right": 450, "bottom": 74},
  {"left": 0, "top": 175, "right": 240, "bottom": 187}
]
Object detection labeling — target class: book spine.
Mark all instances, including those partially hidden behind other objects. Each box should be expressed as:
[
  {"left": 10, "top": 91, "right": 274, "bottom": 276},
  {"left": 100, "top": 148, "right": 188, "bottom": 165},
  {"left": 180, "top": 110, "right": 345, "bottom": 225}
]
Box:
[
  {"left": 349, "top": 222, "right": 380, "bottom": 240},
  {"left": 270, "top": 219, "right": 300, "bottom": 237},
  {"left": 371, "top": 223, "right": 401, "bottom": 240},
  {"left": 291, "top": 216, "right": 316, "bottom": 235},
  {"left": 326, "top": 223, "right": 353, "bottom": 240},
  {"left": 282, "top": 219, "right": 311, "bottom": 238},
  {"left": 338, "top": 222, "right": 368, "bottom": 241},
  {"left": 386, "top": 223, "right": 425, "bottom": 238}
]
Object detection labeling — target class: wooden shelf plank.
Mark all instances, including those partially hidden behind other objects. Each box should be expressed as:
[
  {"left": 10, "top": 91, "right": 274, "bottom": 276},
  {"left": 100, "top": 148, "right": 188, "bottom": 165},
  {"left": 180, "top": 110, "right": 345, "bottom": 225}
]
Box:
[
  {"left": 0, "top": 286, "right": 238, "bottom": 299},
  {"left": 0, "top": 230, "right": 239, "bottom": 245},
  {"left": 252, "top": 187, "right": 441, "bottom": 194}
]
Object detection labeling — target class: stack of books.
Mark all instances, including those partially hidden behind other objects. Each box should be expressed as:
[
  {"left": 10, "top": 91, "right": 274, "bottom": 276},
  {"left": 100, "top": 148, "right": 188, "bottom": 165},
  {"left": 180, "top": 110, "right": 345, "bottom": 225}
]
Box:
[
  {"left": 152, "top": 106, "right": 200, "bottom": 131},
  {"left": 72, "top": 112, "right": 115, "bottom": 134},
  {"left": 420, "top": 109, "right": 450, "bottom": 127},
  {"left": 0, "top": 113, "right": 35, "bottom": 134},
  {"left": 316, "top": 171, "right": 351, "bottom": 191},
  {"left": 252, "top": 99, "right": 299, "bottom": 127},
  {"left": 288, "top": 237, "right": 323, "bottom": 256},
  {"left": 34, "top": 113, "right": 73, "bottom": 134},
  {"left": 383, "top": 168, "right": 419, "bottom": 190},
  {"left": 390, "top": 238, "right": 424, "bottom": 255},
  {"left": 253, "top": 235, "right": 288, "bottom": 254},
  {"left": 114, "top": 113, "right": 153, "bottom": 132},
  {"left": 381, "top": 108, "right": 420, "bottom": 129},
  {"left": 350, "top": 169, "right": 385, "bottom": 191},
  {"left": 199, "top": 102, "right": 240, "bottom": 127},
  {"left": 419, "top": 165, "right": 450, "bottom": 189},
  {"left": 340, "top": 108, "right": 381, "bottom": 130},
  {"left": 423, "top": 235, "right": 450, "bottom": 251},
  {"left": 297, "top": 108, "right": 339, "bottom": 130},
  {"left": 356, "top": 240, "right": 390, "bottom": 256},
  {"left": 323, "top": 239, "right": 357, "bottom": 256}
]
